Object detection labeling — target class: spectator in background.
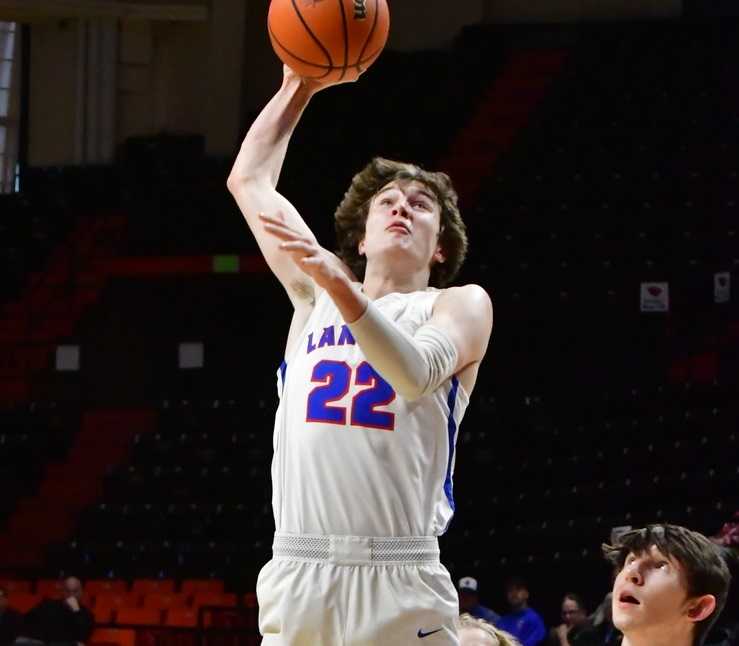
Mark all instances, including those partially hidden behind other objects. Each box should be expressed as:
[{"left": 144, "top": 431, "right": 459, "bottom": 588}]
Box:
[
  {"left": 459, "top": 576, "right": 500, "bottom": 624},
  {"left": 459, "top": 613, "right": 522, "bottom": 646},
  {"left": 20, "top": 578, "right": 93, "bottom": 646},
  {"left": 605, "top": 524, "right": 730, "bottom": 646},
  {"left": 549, "top": 594, "right": 599, "bottom": 646},
  {"left": 0, "top": 587, "right": 22, "bottom": 646},
  {"left": 497, "top": 577, "right": 546, "bottom": 646}
]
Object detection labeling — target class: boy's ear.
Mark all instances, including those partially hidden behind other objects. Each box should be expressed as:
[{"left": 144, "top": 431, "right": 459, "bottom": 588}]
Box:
[{"left": 686, "top": 595, "right": 716, "bottom": 623}]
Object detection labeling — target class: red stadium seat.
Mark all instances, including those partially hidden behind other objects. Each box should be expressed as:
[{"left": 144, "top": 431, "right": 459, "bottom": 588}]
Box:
[
  {"left": 115, "top": 607, "right": 162, "bottom": 626},
  {"left": 131, "top": 579, "right": 175, "bottom": 596},
  {"left": 165, "top": 608, "right": 198, "bottom": 628},
  {"left": 0, "top": 580, "right": 32, "bottom": 594},
  {"left": 9, "top": 592, "right": 42, "bottom": 613},
  {"left": 242, "top": 593, "right": 257, "bottom": 609},
  {"left": 180, "top": 579, "right": 224, "bottom": 596},
  {"left": 142, "top": 593, "right": 189, "bottom": 610},
  {"left": 94, "top": 592, "right": 140, "bottom": 609},
  {"left": 86, "top": 580, "right": 128, "bottom": 597},
  {"left": 191, "top": 593, "right": 236, "bottom": 609},
  {"left": 35, "top": 579, "right": 63, "bottom": 598},
  {"left": 93, "top": 604, "right": 115, "bottom": 625},
  {"left": 90, "top": 628, "right": 136, "bottom": 646}
]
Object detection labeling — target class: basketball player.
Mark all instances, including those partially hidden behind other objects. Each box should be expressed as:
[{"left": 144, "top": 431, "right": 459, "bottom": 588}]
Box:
[
  {"left": 605, "top": 524, "right": 731, "bottom": 646},
  {"left": 227, "top": 65, "right": 493, "bottom": 645}
]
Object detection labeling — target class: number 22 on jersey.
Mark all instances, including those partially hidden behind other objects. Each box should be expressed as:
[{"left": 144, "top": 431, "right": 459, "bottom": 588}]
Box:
[{"left": 306, "top": 360, "right": 396, "bottom": 431}]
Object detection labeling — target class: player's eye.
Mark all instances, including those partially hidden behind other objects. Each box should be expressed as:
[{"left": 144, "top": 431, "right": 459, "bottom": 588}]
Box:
[
  {"left": 655, "top": 561, "right": 669, "bottom": 569},
  {"left": 380, "top": 198, "right": 393, "bottom": 206},
  {"left": 413, "top": 202, "right": 430, "bottom": 210}
]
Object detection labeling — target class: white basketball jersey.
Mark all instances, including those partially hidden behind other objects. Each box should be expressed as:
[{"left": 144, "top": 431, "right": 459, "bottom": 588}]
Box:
[{"left": 270, "top": 287, "right": 469, "bottom": 538}]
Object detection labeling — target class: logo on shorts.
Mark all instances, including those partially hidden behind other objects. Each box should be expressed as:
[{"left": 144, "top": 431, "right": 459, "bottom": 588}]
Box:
[{"left": 417, "top": 628, "right": 443, "bottom": 639}]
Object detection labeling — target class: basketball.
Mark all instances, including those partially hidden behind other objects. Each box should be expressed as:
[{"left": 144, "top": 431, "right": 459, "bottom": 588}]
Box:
[{"left": 268, "top": 0, "right": 390, "bottom": 83}]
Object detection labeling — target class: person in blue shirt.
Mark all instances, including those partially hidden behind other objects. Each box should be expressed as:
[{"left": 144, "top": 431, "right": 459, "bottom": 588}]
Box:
[
  {"left": 496, "top": 577, "right": 547, "bottom": 646},
  {"left": 459, "top": 576, "right": 500, "bottom": 625}
]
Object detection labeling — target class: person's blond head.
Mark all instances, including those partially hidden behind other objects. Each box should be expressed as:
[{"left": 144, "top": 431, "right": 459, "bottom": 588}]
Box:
[{"left": 457, "top": 613, "right": 522, "bottom": 646}]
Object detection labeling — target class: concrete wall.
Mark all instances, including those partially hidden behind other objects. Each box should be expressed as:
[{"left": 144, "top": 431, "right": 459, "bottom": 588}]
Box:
[
  {"left": 27, "top": 0, "right": 246, "bottom": 165},
  {"left": 28, "top": 19, "right": 78, "bottom": 166}
]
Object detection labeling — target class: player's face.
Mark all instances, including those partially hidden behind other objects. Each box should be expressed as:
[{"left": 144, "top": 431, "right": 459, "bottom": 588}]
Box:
[
  {"left": 612, "top": 546, "right": 692, "bottom": 638},
  {"left": 360, "top": 180, "right": 444, "bottom": 275}
]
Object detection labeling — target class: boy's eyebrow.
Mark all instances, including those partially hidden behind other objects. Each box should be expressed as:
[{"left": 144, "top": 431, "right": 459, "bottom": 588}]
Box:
[
  {"left": 414, "top": 189, "right": 437, "bottom": 202},
  {"left": 376, "top": 185, "right": 398, "bottom": 197}
]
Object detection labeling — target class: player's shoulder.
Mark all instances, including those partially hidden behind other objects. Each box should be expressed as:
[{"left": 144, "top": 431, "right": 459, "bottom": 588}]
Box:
[{"left": 436, "top": 283, "right": 493, "bottom": 312}]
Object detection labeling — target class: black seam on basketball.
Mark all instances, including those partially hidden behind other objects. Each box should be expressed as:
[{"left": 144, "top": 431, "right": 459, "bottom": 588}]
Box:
[
  {"left": 354, "top": 0, "right": 379, "bottom": 71},
  {"left": 270, "top": 27, "right": 383, "bottom": 72},
  {"left": 289, "top": 0, "right": 333, "bottom": 67},
  {"left": 269, "top": 24, "right": 332, "bottom": 79},
  {"left": 336, "top": 0, "right": 349, "bottom": 81}
]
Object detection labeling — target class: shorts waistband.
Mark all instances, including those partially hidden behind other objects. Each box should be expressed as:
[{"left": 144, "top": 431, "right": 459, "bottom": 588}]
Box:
[{"left": 272, "top": 532, "right": 440, "bottom": 565}]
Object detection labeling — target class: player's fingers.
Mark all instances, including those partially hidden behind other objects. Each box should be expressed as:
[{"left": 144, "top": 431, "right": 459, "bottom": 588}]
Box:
[
  {"left": 262, "top": 222, "right": 305, "bottom": 241},
  {"left": 300, "top": 256, "right": 322, "bottom": 266},
  {"left": 280, "top": 241, "right": 315, "bottom": 254}
]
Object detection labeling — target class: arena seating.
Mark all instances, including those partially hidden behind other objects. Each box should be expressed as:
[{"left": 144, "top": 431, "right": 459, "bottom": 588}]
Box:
[{"left": 1, "top": 20, "right": 738, "bottom": 628}]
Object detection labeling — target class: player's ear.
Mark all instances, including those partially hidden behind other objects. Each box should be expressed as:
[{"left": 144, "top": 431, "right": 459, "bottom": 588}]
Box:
[
  {"left": 686, "top": 595, "right": 716, "bottom": 623},
  {"left": 432, "top": 244, "right": 445, "bottom": 265},
  {"left": 358, "top": 238, "right": 366, "bottom": 257}
]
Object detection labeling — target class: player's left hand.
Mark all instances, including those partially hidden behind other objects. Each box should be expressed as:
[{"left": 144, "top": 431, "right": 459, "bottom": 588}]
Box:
[{"left": 259, "top": 212, "right": 351, "bottom": 290}]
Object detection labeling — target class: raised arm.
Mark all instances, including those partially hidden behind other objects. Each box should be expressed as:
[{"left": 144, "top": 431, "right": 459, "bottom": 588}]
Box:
[
  {"left": 255, "top": 208, "right": 493, "bottom": 400},
  {"left": 226, "top": 68, "right": 324, "bottom": 310}
]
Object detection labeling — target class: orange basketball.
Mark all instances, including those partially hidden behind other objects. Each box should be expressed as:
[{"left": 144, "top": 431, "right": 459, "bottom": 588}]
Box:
[{"left": 268, "top": 0, "right": 390, "bottom": 82}]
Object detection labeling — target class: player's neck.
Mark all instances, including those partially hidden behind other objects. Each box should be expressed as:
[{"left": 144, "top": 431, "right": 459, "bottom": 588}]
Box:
[
  {"left": 362, "top": 265, "right": 430, "bottom": 300},
  {"left": 622, "top": 626, "right": 693, "bottom": 646}
]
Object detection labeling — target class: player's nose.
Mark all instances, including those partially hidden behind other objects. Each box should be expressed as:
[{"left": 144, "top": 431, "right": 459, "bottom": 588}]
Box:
[
  {"left": 624, "top": 563, "right": 644, "bottom": 585},
  {"left": 392, "top": 200, "right": 412, "bottom": 218}
]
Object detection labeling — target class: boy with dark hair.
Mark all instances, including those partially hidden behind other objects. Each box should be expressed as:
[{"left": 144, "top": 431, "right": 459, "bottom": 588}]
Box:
[{"left": 604, "top": 523, "right": 731, "bottom": 646}]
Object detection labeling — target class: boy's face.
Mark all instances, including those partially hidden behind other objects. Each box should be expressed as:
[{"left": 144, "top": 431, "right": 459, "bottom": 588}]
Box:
[
  {"left": 612, "top": 544, "right": 714, "bottom": 641},
  {"left": 361, "top": 180, "right": 444, "bottom": 274}
]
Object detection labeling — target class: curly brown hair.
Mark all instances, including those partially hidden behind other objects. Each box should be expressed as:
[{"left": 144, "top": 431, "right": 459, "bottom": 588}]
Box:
[{"left": 334, "top": 157, "right": 467, "bottom": 288}]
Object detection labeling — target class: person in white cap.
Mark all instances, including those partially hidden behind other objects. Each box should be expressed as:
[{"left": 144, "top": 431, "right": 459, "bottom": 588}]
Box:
[{"left": 459, "top": 576, "right": 500, "bottom": 624}]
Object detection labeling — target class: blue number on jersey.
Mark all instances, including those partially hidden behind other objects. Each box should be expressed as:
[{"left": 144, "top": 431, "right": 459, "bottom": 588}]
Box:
[
  {"left": 351, "top": 362, "right": 395, "bottom": 431},
  {"left": 306, "top": 360, "right": 396, "bottom": 431},
  {"left": 306, "top": 360, "right": 351, "bottom": 425}
]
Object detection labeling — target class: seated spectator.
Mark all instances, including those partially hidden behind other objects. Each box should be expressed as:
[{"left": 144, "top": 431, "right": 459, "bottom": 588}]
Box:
[
  {"left": 549, "top": 593, "right": 599, "bottom": 646},
  {"left": 459, "top": 613, "right": 522, "bottom": 646},
  {"left": 459, "top": 576, "right": 500, "bottom": 624},
  {"left": 497, "top": 577, "right": 546, "bottom": 646},
  {"left": 605, "top": 523, "right": 731, "bottom": 646},
  {"left": 0, "top": 587, "right": 22, "bottom": 646},
  {"left": 19, "top": 578, "right": 93, "bottom": 646}
]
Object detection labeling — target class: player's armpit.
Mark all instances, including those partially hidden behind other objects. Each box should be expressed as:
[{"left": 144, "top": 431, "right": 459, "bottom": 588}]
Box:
[{"left": 428, "top": 284, "right": 494, "bottom": 375}]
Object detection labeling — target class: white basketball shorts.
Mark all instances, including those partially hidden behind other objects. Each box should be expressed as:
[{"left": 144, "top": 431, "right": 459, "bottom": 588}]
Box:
[{"left": 257, "top": 533, "right": 460, "bottom": 646}]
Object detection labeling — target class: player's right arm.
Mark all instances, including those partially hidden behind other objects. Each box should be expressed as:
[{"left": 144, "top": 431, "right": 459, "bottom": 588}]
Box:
[{"left": 226, "top": 68, "right": 323, "bottom": 310}]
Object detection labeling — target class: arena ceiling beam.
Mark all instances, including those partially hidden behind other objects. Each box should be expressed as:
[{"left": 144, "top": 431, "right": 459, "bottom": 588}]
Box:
[{"left": 0, "top": 0, "right": 208, "bottom": 22}]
